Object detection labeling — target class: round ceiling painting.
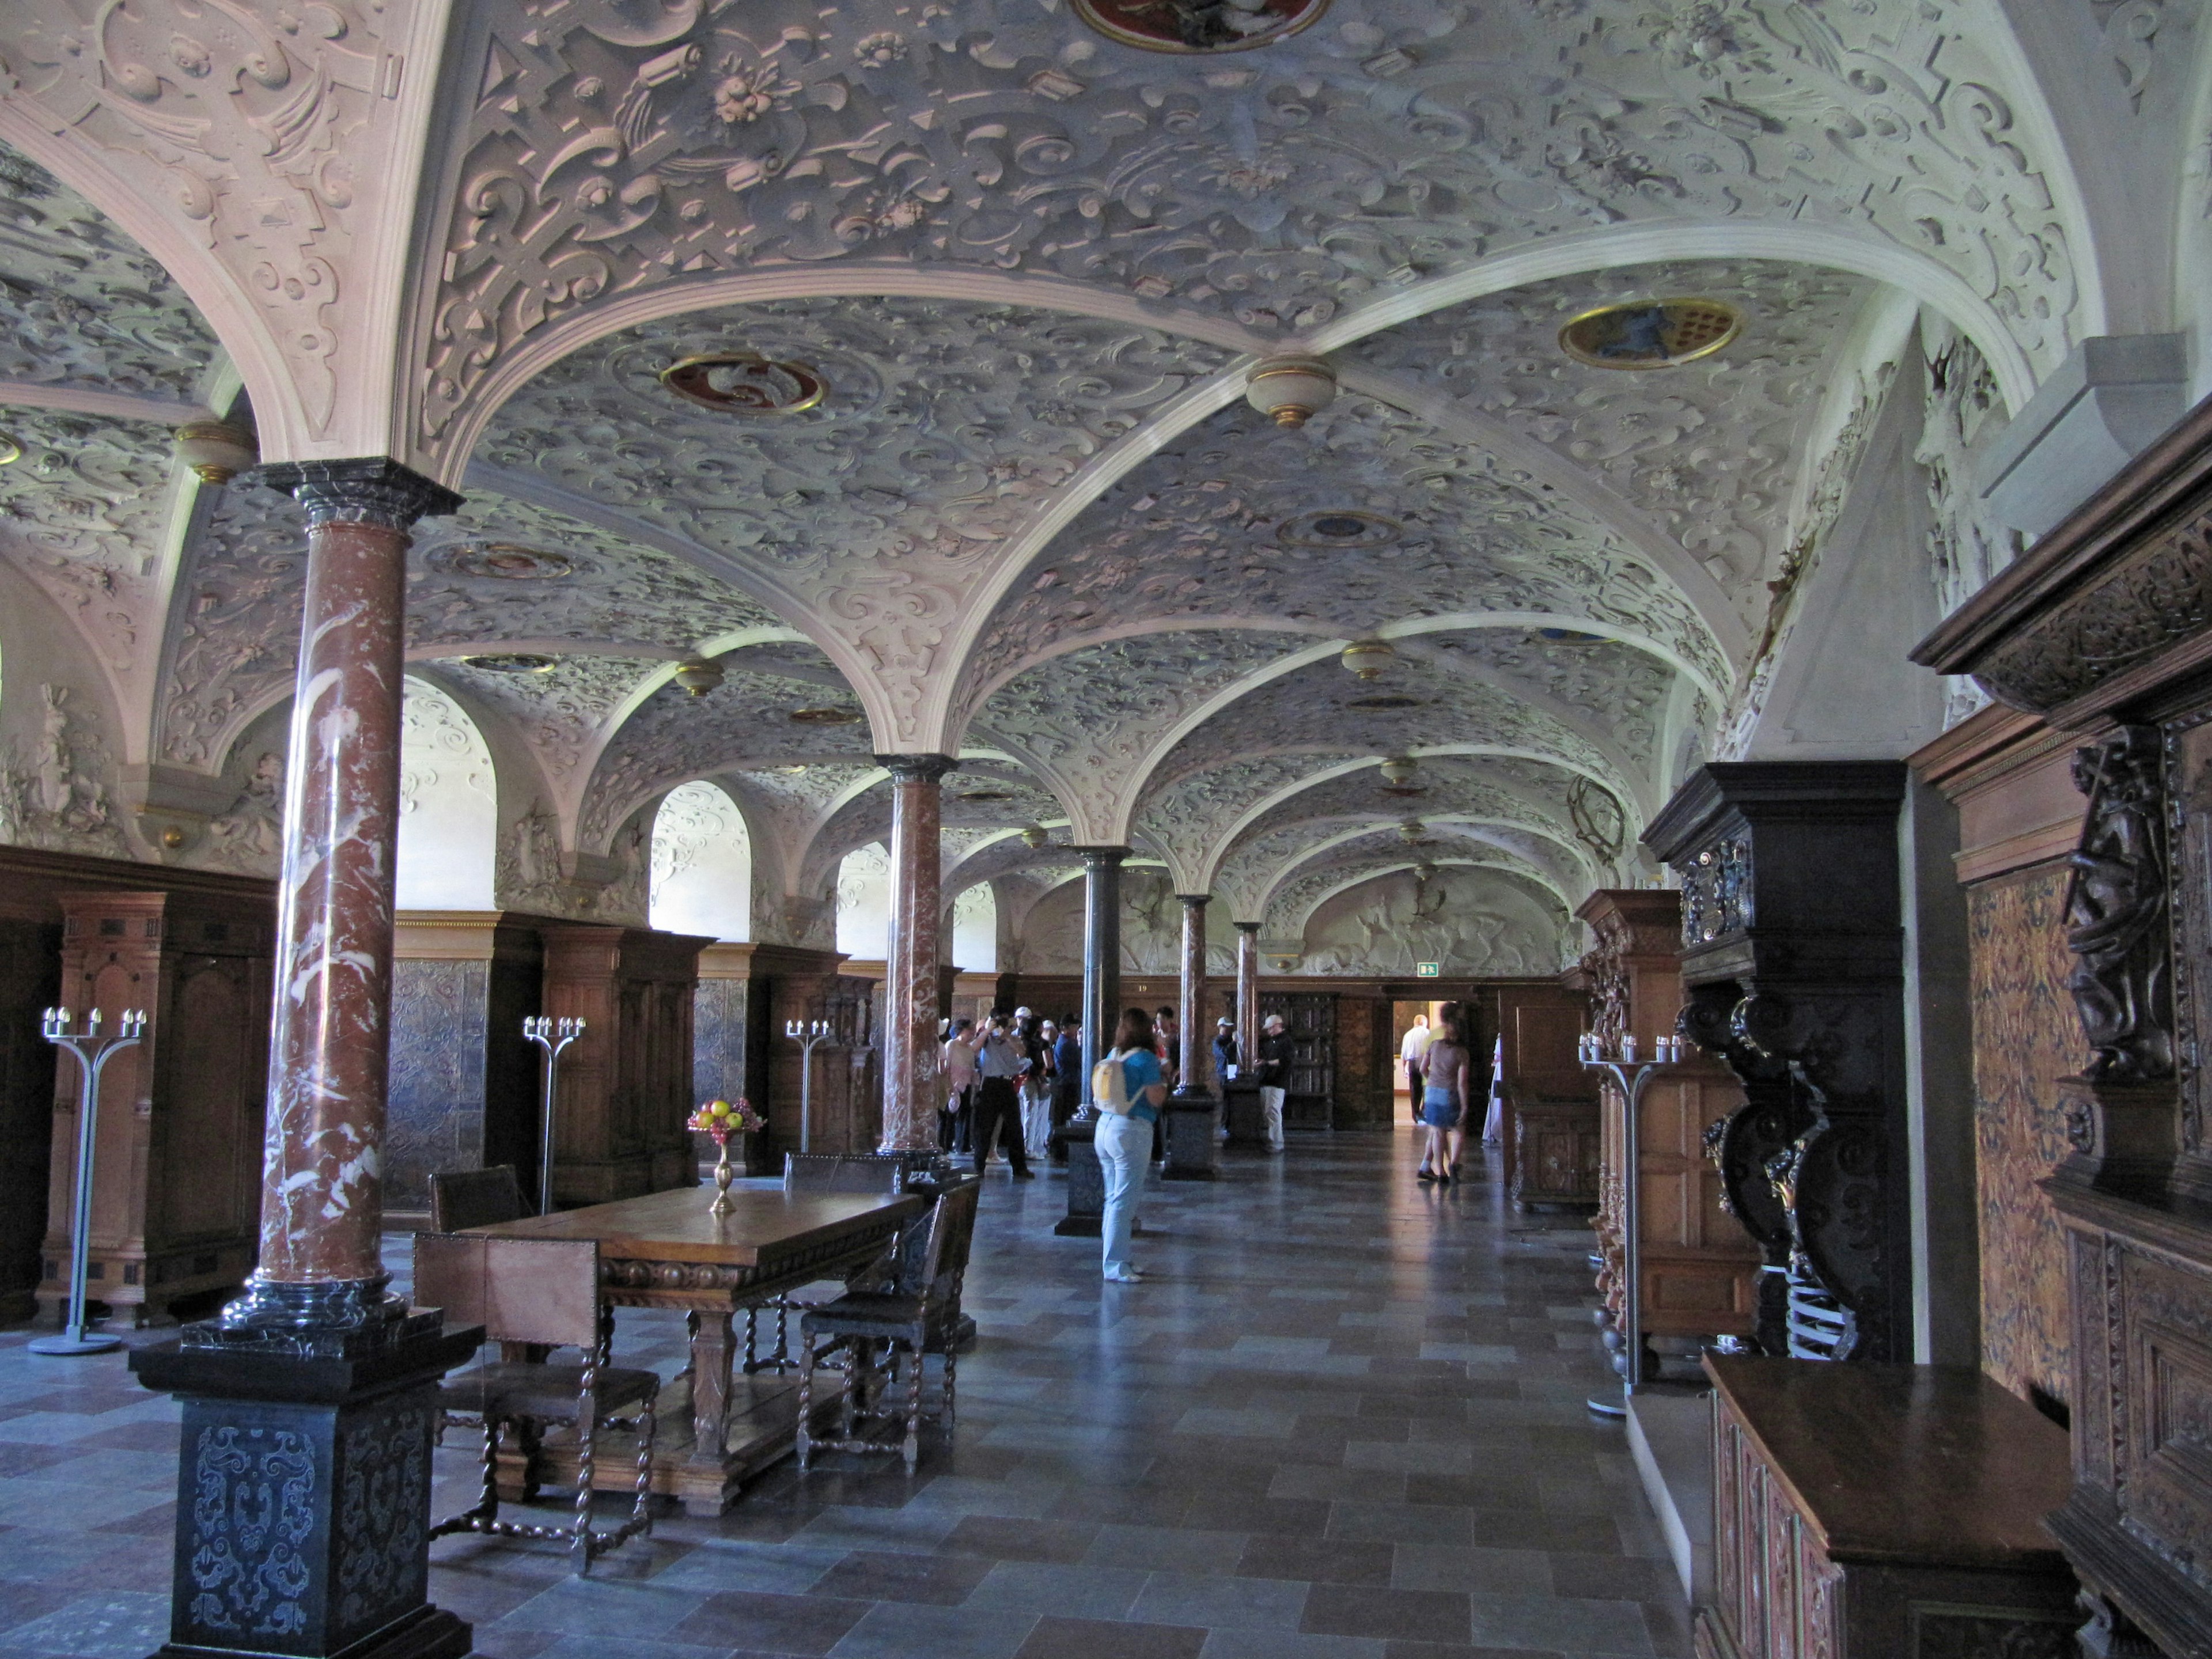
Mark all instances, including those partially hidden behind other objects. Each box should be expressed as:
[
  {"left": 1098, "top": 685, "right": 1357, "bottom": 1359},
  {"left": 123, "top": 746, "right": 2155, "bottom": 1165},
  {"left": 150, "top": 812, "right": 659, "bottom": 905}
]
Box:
[
  {"left": 1558, "top": 298, "right": 1741, "bottom": 369},
  {"left": 1074, "top": 0, "right": 1330, "bottom": 53},
  {"left": 660, "top": 353, "right": 827, "bottom": 415}
]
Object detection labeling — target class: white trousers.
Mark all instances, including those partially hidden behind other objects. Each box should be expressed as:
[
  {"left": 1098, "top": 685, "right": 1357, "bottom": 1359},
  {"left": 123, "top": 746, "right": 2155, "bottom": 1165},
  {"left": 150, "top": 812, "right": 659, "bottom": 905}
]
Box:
[
  {"left": 1259, "top": 1086, "right": 1286, "bottom": 1152},
  {"left": 1021, "top": 1082, "right": 1052, "bottom": 1156},
  {"left": 1095, "top": 1112, "right": 1151, "bottom": 1277}
]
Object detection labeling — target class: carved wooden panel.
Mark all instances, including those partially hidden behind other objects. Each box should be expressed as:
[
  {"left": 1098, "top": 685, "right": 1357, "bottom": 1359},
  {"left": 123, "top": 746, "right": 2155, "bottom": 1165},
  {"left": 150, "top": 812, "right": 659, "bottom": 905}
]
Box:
[
  {"left": 0, "top": 915, "right": 60, "bottom": 1321},
  {"left": 41, "top": 888, "right": 271, "bottom": 1323},
  {"left": 1963, "top": 866, "right": 2077, "bottom": 1410}
]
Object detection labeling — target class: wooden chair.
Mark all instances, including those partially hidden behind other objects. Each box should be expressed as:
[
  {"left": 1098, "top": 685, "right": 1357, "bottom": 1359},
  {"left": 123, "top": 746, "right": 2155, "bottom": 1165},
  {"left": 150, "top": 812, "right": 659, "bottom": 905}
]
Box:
[
  {"left": 796, "top": 1176, "right": 980, "bottom": 1474},
  {"left": 429, "top": 1165, "right": 526, "bottom": 1232},
  {"left": 414, "top": 1233, "right": 657, "bottom": 1573},
  {"left": 743, "top": 1152, "right": 935, "bottom": 1373}
]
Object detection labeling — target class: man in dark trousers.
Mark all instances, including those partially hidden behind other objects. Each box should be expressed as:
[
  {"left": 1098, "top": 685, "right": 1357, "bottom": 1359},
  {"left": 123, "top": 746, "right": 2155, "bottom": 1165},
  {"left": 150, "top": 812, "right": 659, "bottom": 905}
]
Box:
[
  {"left": 1051, "top": 1015, "right": 1084, "bottom": 1140},
  {"left": 1256, "top": 1013, "right": 1291, "bottom": 1154},
  {"left": 970, "top": 1015, "right": 1034, "bottom": 1179}
]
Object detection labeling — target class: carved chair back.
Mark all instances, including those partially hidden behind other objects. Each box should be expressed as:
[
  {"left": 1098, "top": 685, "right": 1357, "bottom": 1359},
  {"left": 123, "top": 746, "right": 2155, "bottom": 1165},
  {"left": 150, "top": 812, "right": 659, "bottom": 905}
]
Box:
[
  {"left": 430, "top": 1165, "right": 526, "bottom": 1233},
  {"left": 782, "top": 1153, "right": 916, "bottom": 1194},
  {"left": 414, "top": 1233, "right": 603, "bottom": 1353}
]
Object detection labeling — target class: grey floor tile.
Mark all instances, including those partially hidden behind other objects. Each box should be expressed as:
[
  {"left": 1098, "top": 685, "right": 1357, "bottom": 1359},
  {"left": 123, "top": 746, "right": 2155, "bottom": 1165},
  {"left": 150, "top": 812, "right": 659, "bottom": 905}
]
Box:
[
  {"left": 961, "top": 1560, "right": 1151, "bottom": 1619},
  {"left": 0, "top": 1590, "right": 169, "bottom": 1658},
  {"left": 1130, "top": 1569, "right": 1310, "bottom": 1631},
  {"left": 828, "top": 1601, "right": 1040, "bottom": 1659}
]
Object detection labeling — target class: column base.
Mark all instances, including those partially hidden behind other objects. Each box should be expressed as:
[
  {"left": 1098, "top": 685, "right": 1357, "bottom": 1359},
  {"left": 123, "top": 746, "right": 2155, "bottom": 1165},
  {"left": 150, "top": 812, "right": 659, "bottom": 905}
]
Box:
[
  {"left": 1056, "top": 1118, "right": 1104, "bottom": 1235},
  {"left": 131, "top": 1309, "right": 482, "bottom": 1659},
  {"left": 1163, "top": 1092, "right": 1222, "bottom": 1180},
  {"left": 150, "top": 1605, "right": 471, "bottom": 1659}
]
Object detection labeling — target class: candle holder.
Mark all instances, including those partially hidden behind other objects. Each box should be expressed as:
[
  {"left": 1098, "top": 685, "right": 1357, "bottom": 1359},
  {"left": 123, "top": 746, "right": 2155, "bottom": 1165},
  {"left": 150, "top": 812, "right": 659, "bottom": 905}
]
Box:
[
  {"left": 688, "top": 1099, "right": 766, "bottom": 1213},
  {"left": 1578, "top": 1033, "right": 1683, "bottom": 1416},
  {"left": 522, "top": 1016, "right": 584, "bottom": 1215},
  {"left": 30, "top": 1007, "right": 147, "bottom": 1357},
  {"left": 785, "top": 1018, "right": 832, "bottom": 1155}
]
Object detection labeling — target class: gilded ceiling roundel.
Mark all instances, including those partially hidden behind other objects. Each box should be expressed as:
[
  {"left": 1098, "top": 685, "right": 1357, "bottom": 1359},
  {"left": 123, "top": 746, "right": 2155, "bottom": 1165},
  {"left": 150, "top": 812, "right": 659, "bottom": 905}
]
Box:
[
  {"left": 1074, "top": 0, "right": 1330, "bottom": 54},
  {"left": 1558, "top": 300, "right": 1742, "bottom": 370}
]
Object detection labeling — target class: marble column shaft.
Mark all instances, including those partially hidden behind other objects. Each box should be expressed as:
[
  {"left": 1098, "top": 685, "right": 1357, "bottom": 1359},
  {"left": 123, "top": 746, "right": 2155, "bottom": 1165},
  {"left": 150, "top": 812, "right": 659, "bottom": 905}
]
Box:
[
  {"left": 249, "top": 460, "right": 461, "bottom": 1296},
  {"left": 1236, "top": 922, "right": 1260, "bottom": 1054},
  {"left": 878, "top": 754, "right": 953, "bottom": 1153},
  {"left": 1177, "top": 895, "right": 1210, "bottom": 1091},
  {"left": 1080, "top": 847, "right": 1128, "bottom": 1104}
]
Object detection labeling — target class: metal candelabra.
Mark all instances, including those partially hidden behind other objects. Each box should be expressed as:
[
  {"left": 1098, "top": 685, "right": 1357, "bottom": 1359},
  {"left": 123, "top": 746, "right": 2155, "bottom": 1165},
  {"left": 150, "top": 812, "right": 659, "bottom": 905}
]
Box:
[
  {"left": 522, "top": 1016, "right": 584, "bottom": 1215},
  {"left": 31, "top": 1007, "right": 147, "bottom": 1357},
  {"left": 785, "top": 1019, "right": 832, "bottom": 1154},
  {"left": 1578, "top": 1032, "right": 1684, "bottom": 1416}
]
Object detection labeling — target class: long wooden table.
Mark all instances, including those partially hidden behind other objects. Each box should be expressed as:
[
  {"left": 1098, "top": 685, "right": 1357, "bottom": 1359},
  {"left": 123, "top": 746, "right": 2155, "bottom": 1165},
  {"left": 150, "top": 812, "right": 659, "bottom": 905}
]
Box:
[{"left": 467, "top": 1183, "right": 926, "bottom": 1514}]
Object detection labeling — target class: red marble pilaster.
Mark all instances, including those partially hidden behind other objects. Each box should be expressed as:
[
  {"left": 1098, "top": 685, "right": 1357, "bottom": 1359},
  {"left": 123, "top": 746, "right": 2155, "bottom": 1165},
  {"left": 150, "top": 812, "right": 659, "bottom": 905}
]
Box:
[
  {"left": 1177, "top": 894, "right": 1210, "bottom": 1089},
  {"left": 236, "top": 460, "right": 461, "bottom": 1310},
  {"left": 878, "top": 754, "right": 955, "bottom": 1153},
  {"left": 1236, "top": 921, "right": 1260, "bottom": 1054}
]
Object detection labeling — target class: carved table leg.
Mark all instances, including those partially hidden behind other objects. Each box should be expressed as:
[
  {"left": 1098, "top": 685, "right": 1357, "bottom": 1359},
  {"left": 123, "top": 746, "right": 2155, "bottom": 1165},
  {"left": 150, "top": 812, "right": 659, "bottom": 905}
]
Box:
[{"left": 689, "top": 1309, "right": 735, "bottom": 1471}]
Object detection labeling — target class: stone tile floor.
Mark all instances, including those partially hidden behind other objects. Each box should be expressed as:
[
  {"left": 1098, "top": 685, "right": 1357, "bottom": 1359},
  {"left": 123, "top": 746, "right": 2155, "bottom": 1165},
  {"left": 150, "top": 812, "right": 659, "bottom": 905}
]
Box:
[{"left": 0, "top": 1132, "right": 1691, "bottom": 1659}]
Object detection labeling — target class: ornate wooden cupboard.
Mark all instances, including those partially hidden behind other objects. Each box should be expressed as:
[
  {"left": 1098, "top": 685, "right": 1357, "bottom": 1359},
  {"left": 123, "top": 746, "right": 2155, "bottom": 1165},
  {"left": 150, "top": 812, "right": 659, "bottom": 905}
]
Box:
[
  {"left": 1499, "top": 979, "right": 1599, "bottom": 1208},
  {"left": 1578, "top": 889, "right": 1759, "bottom": 1369},
  {"left": 1915, "top": 392, "right": 2212, "bottom": 1657},
  {"left": 1645, "top": 764, "right": 1916, "bottom": 1364}
]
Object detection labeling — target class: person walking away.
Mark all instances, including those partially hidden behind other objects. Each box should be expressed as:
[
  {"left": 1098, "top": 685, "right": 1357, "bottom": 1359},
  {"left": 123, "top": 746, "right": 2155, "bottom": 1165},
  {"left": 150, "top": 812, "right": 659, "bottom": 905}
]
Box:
[
  {"left": 941, "top": 1017, "right": 978, "bottom": 1154},
  {"left": 1255, "top": 1013, "right": 1290, "bottom": 1154},
  {"left": 1020, "top": 1014, "right": 1052, "bottom": 1159},
  {"left": 971, "top": 1017, "right": 1033, "bottom": 1179},
  {"left": 1051, "top": 1016, "right": 1084, "bottom": 1142},
  {"left": 1094, "top": 1006, "right": 1166, "bottom": 1283},
  {"left": 1400, "top": 1013, "right": 1433, "bottom": 1126},
  {"left": 1418, "top": 1016, "right": 1472, "bottom": 1184}
]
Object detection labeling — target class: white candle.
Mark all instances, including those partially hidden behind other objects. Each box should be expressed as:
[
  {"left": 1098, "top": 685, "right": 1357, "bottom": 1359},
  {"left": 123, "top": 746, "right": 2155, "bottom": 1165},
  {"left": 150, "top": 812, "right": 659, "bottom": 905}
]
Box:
[{"left": 1622, "top": 1033, "right": 1638, "bottom": 1063}]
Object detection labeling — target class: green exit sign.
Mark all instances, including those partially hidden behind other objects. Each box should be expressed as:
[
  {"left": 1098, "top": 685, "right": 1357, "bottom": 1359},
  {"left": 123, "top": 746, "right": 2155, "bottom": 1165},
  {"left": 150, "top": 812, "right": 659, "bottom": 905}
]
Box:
[{"left": 1416, "top": 962, "right": 1441, "bottom": 978}]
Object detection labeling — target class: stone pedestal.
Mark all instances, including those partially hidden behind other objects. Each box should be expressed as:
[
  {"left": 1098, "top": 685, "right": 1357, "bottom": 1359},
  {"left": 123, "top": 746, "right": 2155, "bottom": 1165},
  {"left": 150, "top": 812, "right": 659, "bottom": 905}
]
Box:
[
  {"left": 132, "top": 1319, "right": 480, "bottom": 1659},
  {"left": 1055, "top": 1116, "right": 1104, "bottom": 1237},
  {"left": 1162, "top": 1099, "right": 1221, "bottom": 1180}
]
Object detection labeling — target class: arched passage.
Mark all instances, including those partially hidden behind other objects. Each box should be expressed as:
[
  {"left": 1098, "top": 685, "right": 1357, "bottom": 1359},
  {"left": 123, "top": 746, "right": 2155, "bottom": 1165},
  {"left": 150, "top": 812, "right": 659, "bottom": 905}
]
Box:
[{"left": 396, "top": 677, "right": 497, "bottom": 911}]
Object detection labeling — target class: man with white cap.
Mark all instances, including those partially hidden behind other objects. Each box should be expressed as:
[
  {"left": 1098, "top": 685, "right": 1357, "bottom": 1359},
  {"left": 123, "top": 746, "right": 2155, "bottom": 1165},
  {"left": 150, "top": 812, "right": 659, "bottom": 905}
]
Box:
[{"left": 1255, "top": 1013, "right": 1290, "bottom": 1154}]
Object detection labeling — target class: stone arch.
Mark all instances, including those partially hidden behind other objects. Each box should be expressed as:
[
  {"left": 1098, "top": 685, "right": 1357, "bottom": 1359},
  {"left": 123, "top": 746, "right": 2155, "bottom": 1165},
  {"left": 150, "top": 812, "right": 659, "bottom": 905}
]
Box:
[
  {"left": 649, "top": 779, "right": 752, "bottom": 942},
  {"left": 835, "top": 841, "right": 891, "bottom": 963},
  {"left": 951, "top": 881, "right": 997, "bottom": 975}
]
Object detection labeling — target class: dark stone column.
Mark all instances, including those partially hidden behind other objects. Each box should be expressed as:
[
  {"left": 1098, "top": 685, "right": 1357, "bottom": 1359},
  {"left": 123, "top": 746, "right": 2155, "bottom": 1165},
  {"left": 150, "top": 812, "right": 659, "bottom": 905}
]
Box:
[
  {"left": 1165, "top": 894, "right": 1220, "bottom": 1180},
  {"left": 1058, "top": 847, "right": 1128, "bottom": 1238},
  {"left": 877, "top": 755, "right": 955, "bottom": 1153},
  {"left": 131, "top": 459, "right": 479, "bottom": 1659}
]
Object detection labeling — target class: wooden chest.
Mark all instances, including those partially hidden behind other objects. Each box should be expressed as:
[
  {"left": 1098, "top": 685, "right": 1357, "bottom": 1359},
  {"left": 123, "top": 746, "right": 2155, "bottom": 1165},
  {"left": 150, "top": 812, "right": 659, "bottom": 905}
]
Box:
[{"left": 1696, "top": 1356, "right": 2078, "bottom": 1659}]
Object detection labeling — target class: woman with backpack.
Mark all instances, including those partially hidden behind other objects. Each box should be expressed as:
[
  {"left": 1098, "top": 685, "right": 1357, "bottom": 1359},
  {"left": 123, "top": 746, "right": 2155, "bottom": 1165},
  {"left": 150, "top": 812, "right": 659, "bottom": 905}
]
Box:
[
  {"left": 1417, "top": 1013, "right": 1473, "bottom": 1185},
  {"left": 1093, "top": 1006, "right": 1167, "bottom": 1283}
]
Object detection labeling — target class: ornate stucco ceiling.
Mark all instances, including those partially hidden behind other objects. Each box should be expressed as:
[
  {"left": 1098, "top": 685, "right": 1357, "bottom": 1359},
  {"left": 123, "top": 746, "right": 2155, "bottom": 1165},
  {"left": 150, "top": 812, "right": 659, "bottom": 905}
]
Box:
[{"left": 0, "top": 0, "right": 2170, "bottom": 952}]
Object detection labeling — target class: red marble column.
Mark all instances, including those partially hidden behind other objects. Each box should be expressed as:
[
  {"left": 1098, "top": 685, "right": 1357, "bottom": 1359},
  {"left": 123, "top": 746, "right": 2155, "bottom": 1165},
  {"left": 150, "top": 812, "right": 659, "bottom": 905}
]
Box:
[
  {"left": 878, "top": 754, "right": 954, "bottom": 1153},
  {"left": 1177, "top": 895, "right": 1210, "bottom": 1090},
  {"left": 1236, "top": 921, "right": 1260, "bottom": 1054},
  {"left": 228, "top": 459, "right": 461, "bottom": 1324}
]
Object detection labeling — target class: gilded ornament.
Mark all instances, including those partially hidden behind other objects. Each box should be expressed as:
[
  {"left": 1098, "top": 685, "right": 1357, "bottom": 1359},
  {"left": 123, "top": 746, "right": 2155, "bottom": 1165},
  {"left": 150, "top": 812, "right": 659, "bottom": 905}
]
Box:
[
  {"left": 658, "top": 353, "right": 827, "bottom": 415},
  {"left": 1073, "top": 0, "right": 1330, "bottom": 52},
  {"left": 1559, "top": 298, "right": 1742, "bottom": 369}
]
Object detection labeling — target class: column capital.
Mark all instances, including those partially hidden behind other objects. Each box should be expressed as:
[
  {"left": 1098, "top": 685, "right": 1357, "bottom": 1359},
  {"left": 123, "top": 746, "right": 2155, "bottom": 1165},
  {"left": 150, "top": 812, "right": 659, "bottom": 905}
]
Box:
[
  {"left": 1077, "top": 844, "right": 1131, "bottom": 868},
  {"left": 874, "top": 752, "right": 958, "bottom": 784},
  {"left": 1177, "top": 893, "right": 1210, "bottom": 908},
  {"left": 1234, "top": 919, "right": 1262, "bottom": 935},
  {"left": 259, "top": 456, "right": 464, "bottom": 529}
]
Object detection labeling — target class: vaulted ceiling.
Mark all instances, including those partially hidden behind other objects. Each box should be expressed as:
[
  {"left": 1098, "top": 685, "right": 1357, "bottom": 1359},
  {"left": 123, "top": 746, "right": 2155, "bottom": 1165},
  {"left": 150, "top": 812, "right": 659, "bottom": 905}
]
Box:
[{"left": 0, "top": 0, "right": 2191, "bottom": 955}]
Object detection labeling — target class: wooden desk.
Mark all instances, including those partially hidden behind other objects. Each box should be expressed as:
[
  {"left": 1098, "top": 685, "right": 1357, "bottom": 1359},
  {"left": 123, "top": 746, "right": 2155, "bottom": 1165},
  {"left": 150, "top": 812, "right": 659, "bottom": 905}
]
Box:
[
  {"left": 469, "top": 1184, "right": 925, "bottom": 1513},
  {"left": 1698, "top": 1355, "right": 2078, "bottom": 1659}
]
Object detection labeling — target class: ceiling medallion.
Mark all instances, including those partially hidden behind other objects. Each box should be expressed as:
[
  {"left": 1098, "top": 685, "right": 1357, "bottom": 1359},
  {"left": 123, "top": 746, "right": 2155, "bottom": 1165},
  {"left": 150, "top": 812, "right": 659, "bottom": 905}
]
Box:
[
  {"left": 1346, "top": 694, "right": 1422, "bottom": 711},
  {"left": 1245, "top": 355, "right": 1338, "bottom": 427},
  {"left": 1559, "top": 298, "right": 1742, "bottom": 370},
  {"left": 1282, "top": 509, "right": 1400, "bottom": 549},
  {"left": 438, "top": 541, "right": 575, "bottom": 581},
  {"left": 959, "top": 790, "right": 1014, "bottom": 804},
  {"left": 459, "top": 653, "right": 557, "bottom": 675},
  {"left": 1074, "top": 0, "right": 1330, "bottom": 54},
  {"left": 660, "top": 353, "right": 828, "bottom": 415},
  {"left": 1536, "top": 626, "right": 1605, "bottom": 644},
  {"left": 789, "top": 707, "right": 862, "bottom": 725},
  {"left": 0, "top": 432, "right": 18, "bottom": 467}
]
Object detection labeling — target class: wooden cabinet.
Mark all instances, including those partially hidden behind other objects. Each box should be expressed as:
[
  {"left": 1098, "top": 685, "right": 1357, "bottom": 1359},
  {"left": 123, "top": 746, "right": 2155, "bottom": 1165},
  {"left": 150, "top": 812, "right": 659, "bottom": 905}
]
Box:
[
  {"left": 40, "top": 888, "right": 272, "bottom": 1324},
  {"left": 1698, "top": 1357, "right": 2077, "bottom": 1659},
  {"left": 1580, "top": 890, "right": 1759, "bottom": 1358},
  {"left": 537, "top": 922, "right": 710, "bottom": 1205}
]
